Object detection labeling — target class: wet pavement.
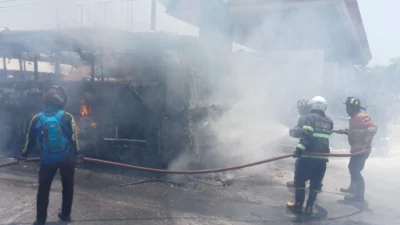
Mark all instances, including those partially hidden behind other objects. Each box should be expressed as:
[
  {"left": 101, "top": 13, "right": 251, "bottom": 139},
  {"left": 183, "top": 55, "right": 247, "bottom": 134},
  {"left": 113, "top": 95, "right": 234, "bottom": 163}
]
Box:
[{"left": 1, "top": 126, "right": 400, "bottom": 225}]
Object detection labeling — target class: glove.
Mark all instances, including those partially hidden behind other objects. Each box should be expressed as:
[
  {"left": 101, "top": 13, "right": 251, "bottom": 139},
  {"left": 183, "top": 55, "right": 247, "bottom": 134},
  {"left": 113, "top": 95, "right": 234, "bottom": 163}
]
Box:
[
  {"left": 289, "top": 128, "right": 294, "bottom": 137},
  {"left": 289, "top": 127, "right": 302, "bottom": 138},
  {"left": 293, "top": 147, "right": 302, "bottom": 158},
  {"left": 75, "top": 154, "right": 85, "bottom": 165}
]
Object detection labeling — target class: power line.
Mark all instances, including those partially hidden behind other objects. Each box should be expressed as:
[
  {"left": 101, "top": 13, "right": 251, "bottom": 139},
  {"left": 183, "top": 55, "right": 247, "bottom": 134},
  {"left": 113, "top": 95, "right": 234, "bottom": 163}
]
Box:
[
  {"left": 0, "top": 6, "right": 32, "bottom": 12},
  {"left": 0, "top": 0, "right": 17, "bottom": 3},
  {"left": 0, "top": 1, "right": 50, "bottom": 9},
  {"left": 0, "top": 2, "right": 66, "bottom": 13}
]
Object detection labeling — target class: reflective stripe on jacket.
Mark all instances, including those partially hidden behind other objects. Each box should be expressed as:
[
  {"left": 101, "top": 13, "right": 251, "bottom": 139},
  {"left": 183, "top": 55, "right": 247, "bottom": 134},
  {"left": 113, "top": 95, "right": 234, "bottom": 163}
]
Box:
[{"left": 296, "top": 111, "right": 334, "bottom": 161}]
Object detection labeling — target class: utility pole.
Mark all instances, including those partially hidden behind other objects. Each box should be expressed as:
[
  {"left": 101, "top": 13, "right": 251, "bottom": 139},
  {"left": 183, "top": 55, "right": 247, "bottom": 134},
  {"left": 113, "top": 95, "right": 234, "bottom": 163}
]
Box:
[
  {"left": 151, "top": 0, "right": 156, "bottom": 31},
  {"left": 126, "top": 0, "right": 129, "bottom": 29},
  {"left": 56, "top": 3, "right": 60, "bottom": 30},
  {"left": 19, "top": 53, "right": 23, "bottom": 71},
  {"left": 98, "top": 2, "right": 111, "bottom": 81},
  {"left": 120, "top": 0, "right": 123, "bottom": 16},
  {"left": 76, "top": 4, "right": 88, "bottom": 28},
  {"left": 33, "top": 54, "right": 38, "bottom": 81},
  {"left": 55, "top": 3, "right": 61, "bottom": 77},
  {"left": 2, "top": 53, "right": 7, "bottom": 77},
  {"left": 130, "top": 0, "right": 133, "bottom": 29},
  {"left": 99, "top": 1, "right": 112, "bottom": 26},
  {"left": 126, "top": 0, "right": 135, "bottom": 30}
]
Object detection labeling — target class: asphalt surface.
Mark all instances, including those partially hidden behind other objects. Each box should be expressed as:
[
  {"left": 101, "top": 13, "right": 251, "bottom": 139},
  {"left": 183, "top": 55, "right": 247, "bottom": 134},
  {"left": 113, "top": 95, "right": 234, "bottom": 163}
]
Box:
[{"left": 1, "top": 126, "right": 399, "bottom": 225}]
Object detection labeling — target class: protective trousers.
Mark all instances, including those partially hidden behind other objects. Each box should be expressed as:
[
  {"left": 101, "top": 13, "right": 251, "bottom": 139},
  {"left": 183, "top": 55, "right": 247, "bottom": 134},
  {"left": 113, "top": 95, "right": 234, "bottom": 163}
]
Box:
[
  {"left": 348, "top": 152, "right": 369, "bottom": 198},
  {"left": 292, "top": 158, "right": 299, "bottom": 180},
  {"left": 36, "top": 161, "right": 75, "bottom": 223},
  {"left": 294, "top": 158, "right": 327, "bottom": 207}
]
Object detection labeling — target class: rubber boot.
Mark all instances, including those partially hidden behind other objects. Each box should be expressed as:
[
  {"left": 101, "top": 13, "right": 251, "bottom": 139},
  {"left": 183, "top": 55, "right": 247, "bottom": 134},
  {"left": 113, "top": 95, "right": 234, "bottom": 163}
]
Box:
[
  {"left": 32, "top": 221, "right": 45, "bottom": 225},
  {"left": 345, "top": 177, "right": 365, "bottom": 201},
  {"left": 286, "top": 201, "right": 304, "bottom": 214},
  {"left": 304, "top": 190, "right": 318, "bottom": 215},
  {"left": 286, "top": 181, "right": 295, "bottom": 187},
  {"left": 287, "top": 188, "right": 305, "bottom": 214},
  {"left": 340, "top": 181, "right": 356, "bottom": 193}
]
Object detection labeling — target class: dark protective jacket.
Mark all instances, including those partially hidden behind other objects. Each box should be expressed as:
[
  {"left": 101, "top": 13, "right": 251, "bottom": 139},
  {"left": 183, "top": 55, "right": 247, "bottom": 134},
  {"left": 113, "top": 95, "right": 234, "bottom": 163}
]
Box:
[
  {"left": 22, "top": 106, "right": 79, "bottom": 164},
  {"left": 348, "top": 112, "right": 377, "bottom": 153},
  {"left": 289, "top": 114, "right": 308, "bottom": 138},
  {"left": 296, "top": 110, "right": 334, "bottom": 161}
]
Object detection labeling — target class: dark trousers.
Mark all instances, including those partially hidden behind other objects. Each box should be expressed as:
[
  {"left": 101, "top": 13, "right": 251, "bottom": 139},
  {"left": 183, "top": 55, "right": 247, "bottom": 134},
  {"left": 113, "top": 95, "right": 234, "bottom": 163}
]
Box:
[
  {"left": 37, "top": 162, "right": 75, "bottom": 223},
  {"left": 294, "top": 158, "right": 327, "bottom": 205},
  {"left": 292, "top": 158, "right": 299, "bottom": 181},
  {"left": 348, "top": 152, "right": 369, "bottom": 197}
]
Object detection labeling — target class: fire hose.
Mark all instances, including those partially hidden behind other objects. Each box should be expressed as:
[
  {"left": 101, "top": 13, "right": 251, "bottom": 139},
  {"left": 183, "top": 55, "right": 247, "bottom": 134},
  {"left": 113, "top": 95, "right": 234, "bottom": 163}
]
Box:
[{"left": 0, "top": 149, "right": 369, "bottom": 174}]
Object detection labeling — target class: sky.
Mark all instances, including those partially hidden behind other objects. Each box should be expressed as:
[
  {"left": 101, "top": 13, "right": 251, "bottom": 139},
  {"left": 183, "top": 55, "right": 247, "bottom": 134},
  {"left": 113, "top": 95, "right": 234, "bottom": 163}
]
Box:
[
  {"left": 0, "top": 0, "right": 397, "bottom": 66},
  {"left": 358, "top": 0, "right": 400, "bottom": 65}
]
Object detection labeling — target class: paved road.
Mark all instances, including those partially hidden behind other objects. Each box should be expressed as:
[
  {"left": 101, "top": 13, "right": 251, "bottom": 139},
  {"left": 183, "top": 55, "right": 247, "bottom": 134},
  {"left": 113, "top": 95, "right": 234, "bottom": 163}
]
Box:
[
  {"left": 1, "top": 125, "right": 399, "bottom": 225},
  {"left": 0, "top": 157, "right": 395, "bottom": 225}
]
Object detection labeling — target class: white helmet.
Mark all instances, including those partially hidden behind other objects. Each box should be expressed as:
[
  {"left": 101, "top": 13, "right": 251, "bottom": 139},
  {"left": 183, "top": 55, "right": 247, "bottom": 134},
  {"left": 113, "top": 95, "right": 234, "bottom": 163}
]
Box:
[{"left": 309, "top": 96, "right": 327, "bottom": 112}]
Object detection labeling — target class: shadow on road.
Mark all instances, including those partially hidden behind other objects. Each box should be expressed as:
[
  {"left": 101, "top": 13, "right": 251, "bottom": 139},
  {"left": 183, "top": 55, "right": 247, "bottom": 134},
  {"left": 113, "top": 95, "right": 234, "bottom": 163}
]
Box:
[
  {"left": 5, "top": 222, "right": 66, "bottom": 225},
  {"left": 2, "top": 216, "right": 291, "bottom": 225},
  {"left": 310, "top": 199, "right": 365, "bottom": 221},
  {"left": 289, "top": 203, "right": 328, "bottom": 223},
  {"left": 337, "top": 199, "right": 370, "bottom": 212},
  {"left": 287, "top": 201, "right": 366, "bottom": 223}
]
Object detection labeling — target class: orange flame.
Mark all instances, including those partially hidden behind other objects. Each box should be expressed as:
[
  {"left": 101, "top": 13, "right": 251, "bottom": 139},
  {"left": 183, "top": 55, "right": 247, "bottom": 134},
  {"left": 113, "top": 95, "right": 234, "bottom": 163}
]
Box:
[
  {"left": 91, "top": 122, "right": 97, "bottom": 128},
  {"left": 80, "top": 104, "right": 91, "bottom": 116}
]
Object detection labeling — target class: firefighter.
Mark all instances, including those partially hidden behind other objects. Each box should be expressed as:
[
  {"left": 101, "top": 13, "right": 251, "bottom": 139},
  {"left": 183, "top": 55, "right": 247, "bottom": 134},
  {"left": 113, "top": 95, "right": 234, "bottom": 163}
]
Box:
[
  {"left": 287, "top": 99, "right": 309, "bottom": 187},
  {"left": 336, "top": 97, "right": 377, "bottom": 201},
  {"left": 19, "top": 86, "right": 83, "bottom": 225},
  {"left": 286, "top": 96, "right": 333, "bottom": 214}
]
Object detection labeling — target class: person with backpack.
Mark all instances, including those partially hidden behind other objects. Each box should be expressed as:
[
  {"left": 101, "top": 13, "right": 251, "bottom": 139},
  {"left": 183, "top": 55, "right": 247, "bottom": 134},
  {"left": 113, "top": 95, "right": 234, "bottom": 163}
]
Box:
[{"left": 19, "top": 86, "right": 82, "bottom": 225}]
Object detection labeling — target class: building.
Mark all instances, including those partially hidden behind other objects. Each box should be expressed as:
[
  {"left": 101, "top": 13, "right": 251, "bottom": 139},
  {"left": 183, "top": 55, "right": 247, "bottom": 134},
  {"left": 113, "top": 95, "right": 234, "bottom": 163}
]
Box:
[{"left": 159, "top": 0, "right": 371, "bottom": 97}]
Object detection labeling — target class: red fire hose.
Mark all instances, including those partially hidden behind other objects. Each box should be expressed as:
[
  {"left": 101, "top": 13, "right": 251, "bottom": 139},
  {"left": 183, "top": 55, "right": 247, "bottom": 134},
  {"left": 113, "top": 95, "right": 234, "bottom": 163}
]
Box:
[{"left": 0, "top": 149, "right": 369, "bottom": 174}]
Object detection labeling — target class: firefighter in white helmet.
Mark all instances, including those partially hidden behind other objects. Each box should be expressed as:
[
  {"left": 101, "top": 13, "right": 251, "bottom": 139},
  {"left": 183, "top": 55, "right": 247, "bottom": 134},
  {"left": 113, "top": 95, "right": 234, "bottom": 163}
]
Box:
[{"left": 286, "top": 96, "right": 334, "bottom": 215}]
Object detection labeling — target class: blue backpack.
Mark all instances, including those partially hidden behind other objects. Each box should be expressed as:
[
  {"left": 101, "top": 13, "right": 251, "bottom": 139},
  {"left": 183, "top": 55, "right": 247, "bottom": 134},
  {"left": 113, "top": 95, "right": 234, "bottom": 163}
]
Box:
[{"left": 39, "top": 110, "right": 68, "bottom": 153}]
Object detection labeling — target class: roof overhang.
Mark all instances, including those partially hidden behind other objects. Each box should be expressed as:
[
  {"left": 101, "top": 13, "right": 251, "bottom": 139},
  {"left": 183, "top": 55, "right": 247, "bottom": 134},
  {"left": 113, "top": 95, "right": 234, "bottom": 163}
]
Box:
[
  {"left": 159, "top": 0, "right": 371, "bottom": 64},
  {"left": 0, "top": 28, "right": 204, "bottom": 65}
]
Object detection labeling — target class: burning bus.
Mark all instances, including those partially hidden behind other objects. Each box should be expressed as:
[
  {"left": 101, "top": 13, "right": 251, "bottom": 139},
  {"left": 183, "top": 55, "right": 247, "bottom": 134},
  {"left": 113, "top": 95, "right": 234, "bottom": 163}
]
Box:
[{"left": 0, "top": 28, "right": 227, "bottom": 168}]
